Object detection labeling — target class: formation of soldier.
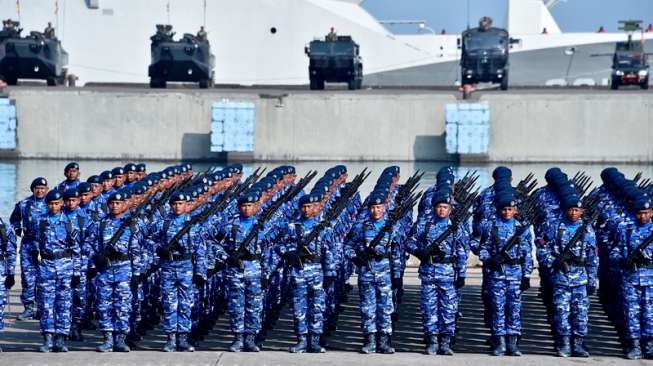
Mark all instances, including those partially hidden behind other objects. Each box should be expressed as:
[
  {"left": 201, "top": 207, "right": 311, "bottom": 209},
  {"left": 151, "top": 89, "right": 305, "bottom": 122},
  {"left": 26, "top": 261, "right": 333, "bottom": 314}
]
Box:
[{"left": 0, "top": 162, "right": 651, "bottom": 360}]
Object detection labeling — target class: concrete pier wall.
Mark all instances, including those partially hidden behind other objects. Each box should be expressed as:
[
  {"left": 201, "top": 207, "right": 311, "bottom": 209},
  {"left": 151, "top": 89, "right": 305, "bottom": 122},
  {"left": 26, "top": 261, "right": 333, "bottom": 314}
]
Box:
[{"left": 5, "top": 88, "right": 652, "bottom": 162}]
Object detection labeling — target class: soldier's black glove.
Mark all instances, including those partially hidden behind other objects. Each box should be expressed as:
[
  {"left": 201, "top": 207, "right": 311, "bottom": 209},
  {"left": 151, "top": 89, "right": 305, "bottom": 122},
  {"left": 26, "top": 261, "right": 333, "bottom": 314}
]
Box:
[
  {"left": 214, "top": 260, "right": 226, "bottom": 271},
  {"left": 620, "top": 258, "right": 636, "bottom": 271},
  {"left": 130, "top": 276, "right": 140, "bottom": 291},
  {"left": 226, "top": 255, "right": 240, "bottom": 268},
  {"left": 14, "top": 228, "right": 22, "bottom": 237},
  {"left": 454, "top": 277, "right": 465, "bottom": 289},
  {"left": 587, "top": 284, "right": 596, "bottom": 296},
  {"left": 352, "top": 256, "right": 365, "bottom": 267},
  {"left": 192, "top": 274, "right": 206, "bottom": 287},
  {"left": 552, "top": 258, "right": 564, "bottom": 271},
  {"left": 93, "top": 253, "right": 108, "bottom": 269},
  {"left": 146, "top": 263, "right": 160, "bottom": 277},
  {"left": 140, "top": 273, "right": 148, "bottom": 283},
  {"left": 283, "top": 251, "right": 301, "bottom": 266},
  {"left": 520, "top": 277, "right": 530, "bottom": 292},
  {"left": 4, "top": 274, "right": 15, "bottom": 289},
  {"left": 484, "top": 257, "right": 501, "bottom": 271},
  {"left": 87, "top": 267, "right": 97, "bottom": 280},
  {"left": 31, "top": 250, "right": 40, "bottom": 263},
  {"left": 391, "top": 277, "right": 402, "bottom": 290},
  {"left": 156, "top": 246, "right": 170, "bottom": 259},
  {"left": 323, "top": 276, "right": 335, "bottom": 288},
  {"left": 71, "top": 275, "right": 81, "bottom": 288}
]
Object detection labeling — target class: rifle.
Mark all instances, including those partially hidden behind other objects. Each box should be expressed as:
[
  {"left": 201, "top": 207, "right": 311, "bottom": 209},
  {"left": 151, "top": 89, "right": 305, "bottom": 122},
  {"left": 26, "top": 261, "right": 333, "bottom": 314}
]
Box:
[
  {"left": 291, "top": 169, "right": 371, "bottom": 269},
  {"left": 159, "top": 167, "right": 266, "bottom": 259},
  {"left": 422, "top": 191, "right": 478, "bottom": 263},
  {"left": 515, "top": 173, "right": 538, "bottom": 202},
  {"left": 557, "top": 208, "right": 600, "bottom": 273},
  {"left": 624, "top": 231, "right": 653, "bottom": 271},
  {"left": 360, "top": 191, "right": 422, "bottom": 269},
  {"left": 231, "top": 170, "right": 317, "bottom": 269}
]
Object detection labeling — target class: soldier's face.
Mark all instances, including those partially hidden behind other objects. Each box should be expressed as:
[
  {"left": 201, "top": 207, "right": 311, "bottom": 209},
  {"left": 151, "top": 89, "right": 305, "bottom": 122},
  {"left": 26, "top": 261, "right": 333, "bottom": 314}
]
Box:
[
  {"left": 65, "top": 168, "right": 79, "bottom": 181},
  {"left": 115, "top": 174, "right": 125, "bottom": 186},
  {"left": 239, "top": 203, "right": 257, "bottom": 217},
  {"left": 435, "top": 203, "right": 452, "bottom": 219},
  {"left": 80, "top": 192, "right": 93, "bottom": 204},
  {"left": 102, "top": 179, "right": 114, "bottom": 191},
  {"left": 500, "top": 206, "right": 517, "bottom": 220},
  {"left": 33, "top": 186, "right": 48, "bottom": 198},
  {"left": 91, "top": 183, "right": 103, "bottom": 196},
  {"left": 565, "top": 207, "right": 583, "bottom": 222},
  {"left": 369, "top": 204, "right": 385, "bottom": 220},
  {"left": 171, "top": 201, "right": 186, "bottom": 215},
  {"left": 65, "top": 197, "right": 80, "bottom": 210},
  {"left": 300, "top": 203, "right": 317, "bottom": 218},
  {"left": 636, "top": 209, "right": 653, "bottom": 224},
  {"left": 108, "top": 200, "right": 124, "bottom": 216},
  {"left": 126, "top": 171, "right": 137, "bottom": 182},
  {"left": 47, "top": 199, "right": 63, "bottom": 214}
]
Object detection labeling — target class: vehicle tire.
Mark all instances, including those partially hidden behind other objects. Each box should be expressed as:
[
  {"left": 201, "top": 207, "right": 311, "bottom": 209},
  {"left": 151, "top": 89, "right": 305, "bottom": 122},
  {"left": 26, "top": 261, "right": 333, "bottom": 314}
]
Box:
[
  {"left": 641, "top": 78, "right": 649, "bottom": 90},
  {"left": 348, "top": 79, "right": 356, "bottom": 90},
  {"left": 317, "top": 78, "right": 325, "bottom": 90},
  {"left": 309, "top": 77, "right": 318, "bottom": 90},
  {"left": 356, "top": 78, "right": 363, "bottom": 89},
  {"left": 46, "top": 77, "right": 57, "bottom": 86},
  {"left": 5, "top": 75, "right": 17, "bottom": 85},
  {"left": 500, "top": 72, "right": 509, "bottom": 91},
  {"left": 199, "top": 79, "right": 209, "bottom": 89},
  {"left": 611, "top": 78, "right": 619, "bottom": 90},
  {"left": 150, "top": 78, "right": 165, "bottom": 88}
]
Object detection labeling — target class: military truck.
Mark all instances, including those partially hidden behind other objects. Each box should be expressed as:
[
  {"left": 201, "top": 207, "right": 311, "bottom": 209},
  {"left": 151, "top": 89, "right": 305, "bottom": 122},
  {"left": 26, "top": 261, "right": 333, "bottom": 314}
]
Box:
[
  {"left": 305, "top": 35, "right": 363, "bottom": 90},
  {"left": 610, "top": 21, "right": 649, "bottom": 90},
  {"left": 458, "top": 17, "right": 518, "bottom": 93},
  {"left": 0, "top": 20, "right": 68, "bottom": 86},
  {"left": 148, "top": 24, "right": 215, "bottom": 89}
]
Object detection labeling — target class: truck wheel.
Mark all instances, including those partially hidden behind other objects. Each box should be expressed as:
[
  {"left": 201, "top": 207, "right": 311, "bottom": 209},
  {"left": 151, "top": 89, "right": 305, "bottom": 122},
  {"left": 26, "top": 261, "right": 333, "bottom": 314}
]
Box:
[
  {"left": 150, "top": 78, "right": 165, "bottom": 88},
  {"left": 199, "top": 79, "right": 209, "bottom": 89},
  {"left": 356, "top": 78, "right": 363, "bottom": 90},
  {"left": 46, "top": 77, "right": 57, "bottom": 86},
  {"left": 309, "top": 77, "right": 318, "bottom": 90},
  {"left": 611, "top": 78, "right": 619, "bottom": 90},
  {"left": 5, "top": 75, "right": 17, "bottom": 85},
  {"left": 317, "top": 78, "right": 325, "bottom": 90},
  {"left": 500, "top": 72, "right": 509, "bottom": 91},
  {"left": 641, "top": 79, "right": 649, "bottom": 90},
  {"left": 348, "top": 79, "right": 357, "bottom": 90}
]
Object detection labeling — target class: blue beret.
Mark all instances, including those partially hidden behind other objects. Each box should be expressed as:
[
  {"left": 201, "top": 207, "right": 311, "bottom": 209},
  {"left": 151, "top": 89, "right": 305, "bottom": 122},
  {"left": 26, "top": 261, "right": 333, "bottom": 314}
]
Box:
[
  {"left": 77, "top": 182, "right": 92, "bottom": 193},
  {"left": 286, "top": 166, "right": 296, "bottom": 174},
  {"left": 299, "top": 193, "right": 320, "bottom": 206},
  {"left": 132, "top": 183, "right": 147, "bottom": 195},
  {"left": 560, "top": 194, "right": 582, "bottom": 210},
  {"left": 184, "top": 162, "right": 192, "bottom": 171},
  {"left": 65, "top": 162, "right": 79, "bottom": 171},
  {"left": 367, "top": 192, "right": 386, "bottom": 207},
  {"left": 30, "top": 177, "right": 48, "bottom": 190},
  {"left": 432, "top": 191, "right": 451, "bottom": 206},
  {"left": 124, "top": 163, "right": 137, "bottom": 172},
  {"left": 600, "top": 167, "right": 619, "bottom": 183},
  {"left": 45, "top": 190, "right": 63, "bottom": 203},
  {"left": 63, "top": 188, "right": 79, "bottom": 200},
  {"left": 119, "top": 189, "right": 132, "bottom": 200},
  {"left": 136, "top": 163, "right": 146, "bottom": 172},
  {"left": 108, "top": 192, "right": 126, "bottom": 202},
  {"left": 238, "top": 191, "right": 260, "bottom": 205},
  {"left": 495, "top": 191, "right": 516, "bottom": 209},
  {"left": 544, "top": 167, "right": 562, "bottom": 186},
  {"left": 436, "top": 166, "right": 455, "bottom": 182},
  {"left": 632, "top": 196, "right": 652, "bottom": 211},
  {"left": 169, "top": 192, "right": 187, "bottom": 204},
  {"left": 86, "top": 175, "right": 102, "bottom": 184},
  {"left": 221, "top": 168, "right": 233, "bottom": 178},
  {"left": 492, "top": 166, "right": 512, "bottom": 181},
  {"left": 111, "top": 167, "right": 125, "bottom": 176},
  {"left": 229, "top": 164, "right": 243, "bottom": 173},
  {"left": 100, "top": 171, "right": 113, "bottom": 181}
]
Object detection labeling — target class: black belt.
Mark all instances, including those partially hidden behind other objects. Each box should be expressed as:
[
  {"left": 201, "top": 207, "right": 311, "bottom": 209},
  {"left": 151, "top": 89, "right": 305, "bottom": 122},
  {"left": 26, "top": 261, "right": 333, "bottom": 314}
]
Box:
[
  {"left": 40, "top": 249, "right": 72, "bottom": 261},
  {"left": 500, "top": 258, "right": 523, "bottom": 265},
  {"left": 239, "top": 253, "right": 260, "bottom": 261},
  {"left": 107, "top": 253, "right": 130, "bottom": 262},
  {"left": 427, "top": 256, "right": 455, "bottom": 264},
  {"left": 563, "top": 258, "right": 587, "bottom": 266},
  {"left": 165, "top": 253, "right": 192, "bottom": 261},
  {"left": 300, "top": 256, "right": 322, "bottom": 263}
]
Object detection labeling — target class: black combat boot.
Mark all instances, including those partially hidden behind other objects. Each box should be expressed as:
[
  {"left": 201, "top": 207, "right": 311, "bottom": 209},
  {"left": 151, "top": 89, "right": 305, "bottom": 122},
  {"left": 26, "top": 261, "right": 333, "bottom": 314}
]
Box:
[
  {"left": 506, "top": 335, "right": 521, "bottom": 356},
  {"left": 289, "top": 335, "right": 307, "bottom": 353},
  {"left": 492, "top": 335, "right": 506, "bottom": 356},
  {"left": 244, "top": 333, "right": 260, "bottom": 352},
  {"left": 571, "top": 336, "right": 589, "bottom": 357},
  {"left": 378, "top": 333, "right": 395, "bottom": 354},
  {"left": 38, "top": 333, "right": 54, "bottom": 353},
  {"left": 17, "top": 303, "right": 35, "bottom": 321},
  {"left": 96, "top": 331, "right": 114, "bottom": 352},
  {"left": 425, "top": 334, "right": 438, "bottom": 355},
  {"left": 114, "top": 332, "right": 131, "bottom": 352},
  {"left": 177, "top": 333, "right": 195, "bottom": 352},
  {"left": 556, "top": 336, "right": 571, "bottom": 357},
  {"left": 439, "top": 334, "right": 454, "bottom": 355},
  {"left": 625, "top": 338, "right": 642, "bottom": 360},
  {"left": 162, "top": 333, "right": 176, "bottom": 352},
  {"left": 229, "top": 333, "right": 243, "bottom": 352},
  {"left": 53, "top": 334, "right": 68, "bottom": 353},
  {"left": 360, "top": 333, "right": 376, "bottom": 354},
  {"left": 309, "top": 333, "right": 325, "bottom": 353},
  {"left": 644, "top": 337, "right": 653, "bottom": 359}
]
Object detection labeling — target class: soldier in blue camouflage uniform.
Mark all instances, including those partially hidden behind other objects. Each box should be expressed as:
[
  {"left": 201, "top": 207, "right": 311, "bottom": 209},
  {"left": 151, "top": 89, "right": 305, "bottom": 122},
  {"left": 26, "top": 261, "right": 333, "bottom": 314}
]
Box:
[
  {"left": 407, "top": 191, "right": 467, "bottom": 355},
  {"left": 346, "top": 191, "right": 403, "bottom": 354},
  {"left": 87, "top": 191, "right": 142, "bottom": 352},
  {"left": 217, "top": 190, "right": 270, "bottom": 352},
  {"left": 476, "top": 190, "right": 533, "bottom": 356},
  {"left": 0, "top": 216, "right": 17, "bottom": 352},
  {"left": 57, "top": 162, "right": 81, "bottom": 192},
  {"left": 541, "top": 193, "right": 597, "bottom": 357},
  {"left": 611, "top": 194, "right": 653, "bottom": 359},
  {"left": 10, "top": 177, "right": 49, "bottom": 320},
  {"left": 279, "top": 193, "right": 335, "bottom": 353},
  {"left": 34, "top": 190, "right": 82, "bottom": 352},
  {"left": 151, "top": 192, "right": 207, "bottom": 352},
  {"left": 62, "top": 188, "right": 92, "bottom": 342}
]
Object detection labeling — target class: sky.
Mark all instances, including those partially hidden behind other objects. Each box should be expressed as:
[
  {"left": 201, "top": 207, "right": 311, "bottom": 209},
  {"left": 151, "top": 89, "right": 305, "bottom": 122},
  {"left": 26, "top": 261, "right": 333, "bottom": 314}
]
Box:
[{"left": 361, "top": 0, "right": 653, "bottom": 34}]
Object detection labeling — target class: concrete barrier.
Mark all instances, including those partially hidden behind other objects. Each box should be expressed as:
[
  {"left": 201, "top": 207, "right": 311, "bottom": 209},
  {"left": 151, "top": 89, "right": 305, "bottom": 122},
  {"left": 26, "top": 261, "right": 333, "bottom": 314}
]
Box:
[{"left": 5, "top": 89, "right": 653, "bottom": 162}]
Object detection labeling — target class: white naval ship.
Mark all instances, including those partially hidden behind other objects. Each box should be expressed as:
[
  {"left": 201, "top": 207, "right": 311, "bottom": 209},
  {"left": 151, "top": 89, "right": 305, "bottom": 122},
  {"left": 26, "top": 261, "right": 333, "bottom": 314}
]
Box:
[{"left": 2, "top": 0, "right": 652, "bottom": 86}]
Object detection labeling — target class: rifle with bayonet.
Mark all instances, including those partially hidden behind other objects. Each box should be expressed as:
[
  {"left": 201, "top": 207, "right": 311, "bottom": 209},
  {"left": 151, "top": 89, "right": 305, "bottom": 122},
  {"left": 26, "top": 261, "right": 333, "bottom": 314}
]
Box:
[
  {"left": 623, "top": 231, "right": 653, "bottom": 272},
  {"left": 556, "top": 207, "right": 600, "bottom": 273}
]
